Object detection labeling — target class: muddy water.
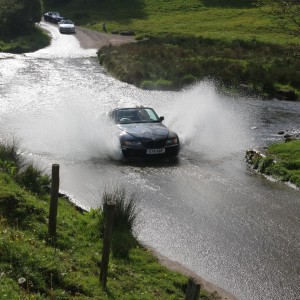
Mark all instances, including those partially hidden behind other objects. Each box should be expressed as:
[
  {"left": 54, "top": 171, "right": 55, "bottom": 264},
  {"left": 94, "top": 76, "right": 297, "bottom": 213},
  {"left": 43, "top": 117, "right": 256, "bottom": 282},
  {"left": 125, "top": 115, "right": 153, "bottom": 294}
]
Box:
[{"left": 1, "top": 22, "right": 300, "bottom": 300}]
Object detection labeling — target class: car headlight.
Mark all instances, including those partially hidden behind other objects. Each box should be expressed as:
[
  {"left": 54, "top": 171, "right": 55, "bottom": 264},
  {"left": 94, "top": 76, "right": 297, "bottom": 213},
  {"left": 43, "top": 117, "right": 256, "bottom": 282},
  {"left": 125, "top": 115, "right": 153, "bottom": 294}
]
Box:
[
  {"left": 165, "top": 138, "right": 178, "bottom": 145},
  {"left": 122, "top": 140, "right": 142, "bottom": 147}
]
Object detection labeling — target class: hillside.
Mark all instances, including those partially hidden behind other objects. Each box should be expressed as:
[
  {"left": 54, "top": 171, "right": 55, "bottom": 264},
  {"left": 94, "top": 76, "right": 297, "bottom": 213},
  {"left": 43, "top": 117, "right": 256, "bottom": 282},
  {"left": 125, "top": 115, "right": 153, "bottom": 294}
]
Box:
[
  {"left": 45, "top": 0, "right": 300, "bottom": 98},
  {"left": 50, "top": 0, "right": 300, "bottom": 45}
]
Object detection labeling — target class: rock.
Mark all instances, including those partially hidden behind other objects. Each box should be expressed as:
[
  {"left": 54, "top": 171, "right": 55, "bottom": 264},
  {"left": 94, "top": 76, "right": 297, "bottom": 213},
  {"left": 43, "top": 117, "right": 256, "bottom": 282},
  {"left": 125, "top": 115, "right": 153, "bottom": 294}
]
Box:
[
  {"left": 277, "top": 130, "right": 285, "bottom": 135},
  {"left": 285, "top": 136, "right": 298, "bottom": 143},
  {"left": 120, "top": 31, "right": 135, "bottom": 36},
  {"left": 275, "top": 89, "right": 298, "bottom": 101}
]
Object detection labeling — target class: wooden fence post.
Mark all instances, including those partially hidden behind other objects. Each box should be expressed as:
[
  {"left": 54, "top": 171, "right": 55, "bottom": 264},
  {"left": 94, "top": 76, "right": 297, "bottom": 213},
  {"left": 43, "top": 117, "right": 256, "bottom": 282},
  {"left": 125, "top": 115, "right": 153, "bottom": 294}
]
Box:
[
  {"left": 48, "top": 164, "right": 60, "bottom": 246},
  {"left": 185, "top": 277, "right": 201, "bottom": 300},
  {"left": 100, "top": 203, "right": 115, "bottom": 289}
]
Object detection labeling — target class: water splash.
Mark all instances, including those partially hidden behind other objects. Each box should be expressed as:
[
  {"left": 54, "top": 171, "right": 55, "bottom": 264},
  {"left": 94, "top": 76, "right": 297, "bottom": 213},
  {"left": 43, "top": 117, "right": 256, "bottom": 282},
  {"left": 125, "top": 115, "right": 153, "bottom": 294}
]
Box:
[
  {"left": 26, "top": 22, "right": 98, "bottom": 59},
  {"left": 10, "top": 94, "right": 122, "bottom": 161},
  {"left": 158, "top": 82, "right": 251, "bottom": 159}
]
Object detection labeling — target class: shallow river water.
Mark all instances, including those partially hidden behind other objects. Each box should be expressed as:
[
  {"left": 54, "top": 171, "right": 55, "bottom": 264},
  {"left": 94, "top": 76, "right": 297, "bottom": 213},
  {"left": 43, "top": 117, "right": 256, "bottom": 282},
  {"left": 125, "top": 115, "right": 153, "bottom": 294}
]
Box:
[{"left": 1, "top": 22, "right": 300, "bottom": 300}]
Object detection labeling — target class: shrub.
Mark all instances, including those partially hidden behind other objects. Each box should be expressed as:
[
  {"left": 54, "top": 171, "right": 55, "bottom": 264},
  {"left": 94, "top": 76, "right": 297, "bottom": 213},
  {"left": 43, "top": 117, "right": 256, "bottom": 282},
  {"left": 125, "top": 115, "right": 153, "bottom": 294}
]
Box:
[
  {"left": 0, "top": 160, "right": 17, "bottom": 177},
  {"left": 110, "top": 229, "right": 136, "bottom": 258},
  {"left": 101, "top": 188, "right": 138, "bottom": 258},
  {"left": 135, "top": 35, "right": 144, "bottom": 41},
  {"left": 289, "top": 172, "right": 300, "bottom": 187},
  {"left": 258, "top": 157, "right": 274, "bottom": 173},
  {"left": 266, "top": 164, "right": 290, "bottom": 181},
  {"left": 140, "top": 80, "right": 156, "bottom": 90},
  {"left": 0, "top": 140, "right": 23, "bottom": 170},
  {"left": 281, "top": 160, "right": 300, "bottom": 170},
  {"left": 180, "top": 74, "right": 197, "bottom": 87},
  {"left": 0, "top": 141, "right": 50, "bottom": 195},
  {"left": 15, "top": 163, "right": 50, "bottom": 195},
  {"left": 155, "top": 79, "right": 174, "bottom": 91}
]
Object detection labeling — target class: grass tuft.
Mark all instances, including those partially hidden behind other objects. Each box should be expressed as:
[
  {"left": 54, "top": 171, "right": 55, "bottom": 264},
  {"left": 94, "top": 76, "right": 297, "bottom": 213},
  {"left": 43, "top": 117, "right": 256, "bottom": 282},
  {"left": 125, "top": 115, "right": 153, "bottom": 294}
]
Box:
[
  {"left": 0, "top": 141, "right": 50, "bottom": 195},
  {"left": 102, "top": 188, "right": 138, "bottom": 258}
]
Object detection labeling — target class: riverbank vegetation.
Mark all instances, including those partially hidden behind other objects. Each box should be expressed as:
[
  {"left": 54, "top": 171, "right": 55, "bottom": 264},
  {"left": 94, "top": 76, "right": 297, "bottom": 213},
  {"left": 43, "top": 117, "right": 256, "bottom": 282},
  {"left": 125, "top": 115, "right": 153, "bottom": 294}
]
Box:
[
  {"left": 97, "top": 35, "right": 300, "bottom": 98},
  {"left": 0, "top": 141, "right": 217, "bottom": 299},
  {"left": 0, "top": 28, "right": 50, "bottom": 53},
  {"left": 246, "top": 139, "right": 300, "bottom": 188},
  {"left": 0, "top": 0, "right": 50, "bottom": 53},
  {"left": 43, "top": 0, "right": 300, "bottom": 100}
]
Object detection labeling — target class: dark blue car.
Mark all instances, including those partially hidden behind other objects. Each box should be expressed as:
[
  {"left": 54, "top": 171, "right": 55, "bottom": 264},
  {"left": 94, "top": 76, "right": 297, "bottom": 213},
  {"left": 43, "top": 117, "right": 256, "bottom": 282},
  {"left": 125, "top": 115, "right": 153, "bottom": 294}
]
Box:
[
  {"left": 109, "top": 107, "right": 180, "bottom": 159},
  {"left": 44, "top": 12, "right": 64, "bottom": 23}
]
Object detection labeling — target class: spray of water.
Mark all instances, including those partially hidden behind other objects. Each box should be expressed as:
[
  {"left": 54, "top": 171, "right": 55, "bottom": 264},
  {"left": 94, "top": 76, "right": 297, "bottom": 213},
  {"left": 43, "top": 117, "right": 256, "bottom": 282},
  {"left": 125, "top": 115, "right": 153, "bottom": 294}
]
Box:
[
  {"left": 9, "top": 81, "right": 250, "bottom": 162},
  {"left": 158, "top": 82, "right": 250, "bottom": 159},
  {"left": 15, "top": 95, "right": 122, "bottom": 161}
]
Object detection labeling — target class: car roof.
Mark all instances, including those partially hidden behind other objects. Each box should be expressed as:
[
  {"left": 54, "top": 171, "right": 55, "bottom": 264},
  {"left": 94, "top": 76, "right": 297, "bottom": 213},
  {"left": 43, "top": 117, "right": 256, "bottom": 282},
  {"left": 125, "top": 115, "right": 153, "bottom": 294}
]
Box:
[{"left": 113, "top": 107, "right": 153, "bottom": 112}]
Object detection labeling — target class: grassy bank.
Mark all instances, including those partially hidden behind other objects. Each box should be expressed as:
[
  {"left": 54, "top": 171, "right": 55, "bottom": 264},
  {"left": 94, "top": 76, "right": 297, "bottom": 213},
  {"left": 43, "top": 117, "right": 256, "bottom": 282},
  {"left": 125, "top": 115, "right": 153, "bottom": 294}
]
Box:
[
  {"left": 246, "top": 139, "right": 300, "bottom": 188},
  {"left": 48, "top": 0, "right": 300, "bottom": 99},
  {"left": 48, "top": 0, "right": 300, "bottom": 45},
  {"left": 0, "top": 142, "right": 218, "bottom": 299},
  {"left": 0, "top": 27, "right": 50, "bottom": 54},
  {"left": 97, "top": 35, "right": 300, "bottom": 98}
]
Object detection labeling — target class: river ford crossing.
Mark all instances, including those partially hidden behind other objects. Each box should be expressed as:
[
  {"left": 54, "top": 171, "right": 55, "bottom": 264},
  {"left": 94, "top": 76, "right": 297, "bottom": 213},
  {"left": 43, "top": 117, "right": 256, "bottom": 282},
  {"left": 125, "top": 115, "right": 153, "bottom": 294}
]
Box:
[{"left": 0, "top": 22, "right": 300, "bottom": 300}]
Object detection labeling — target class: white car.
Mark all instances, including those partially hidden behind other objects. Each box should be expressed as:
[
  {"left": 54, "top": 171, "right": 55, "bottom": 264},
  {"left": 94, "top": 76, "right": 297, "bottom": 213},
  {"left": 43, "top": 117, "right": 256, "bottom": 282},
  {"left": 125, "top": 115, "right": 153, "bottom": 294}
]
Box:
[{"left": 58, "top": 20, "right": 75, "bottom": 34}]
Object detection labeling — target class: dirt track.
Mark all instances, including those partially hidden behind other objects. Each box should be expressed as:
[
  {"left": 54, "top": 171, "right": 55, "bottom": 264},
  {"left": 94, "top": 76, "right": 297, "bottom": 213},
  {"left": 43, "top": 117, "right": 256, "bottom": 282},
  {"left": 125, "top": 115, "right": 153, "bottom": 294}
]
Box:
[{"left": 75, "top": 27, "right": 135, "bottom": 50}]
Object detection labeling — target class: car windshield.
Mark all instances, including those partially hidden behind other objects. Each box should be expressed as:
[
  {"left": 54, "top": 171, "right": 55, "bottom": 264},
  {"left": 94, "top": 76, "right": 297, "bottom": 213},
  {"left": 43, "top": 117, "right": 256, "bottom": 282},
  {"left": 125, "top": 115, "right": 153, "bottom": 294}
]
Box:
[
  {"left": 60, "top": 20, "right": 73, "bottom": 24},
  {"left": 114, "top": 108, "right": 161, "bottom": 124}
]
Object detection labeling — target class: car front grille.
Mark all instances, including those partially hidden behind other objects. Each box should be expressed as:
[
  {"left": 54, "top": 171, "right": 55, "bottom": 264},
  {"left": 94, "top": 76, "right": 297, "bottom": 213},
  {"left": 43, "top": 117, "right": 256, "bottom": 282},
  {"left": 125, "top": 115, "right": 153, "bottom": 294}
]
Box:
[
  {"left": 142, "top": 140, "right": 165, "bottom": 149},
  {"left": 61, "top": 28, "right": 74, "bottom": 33}
]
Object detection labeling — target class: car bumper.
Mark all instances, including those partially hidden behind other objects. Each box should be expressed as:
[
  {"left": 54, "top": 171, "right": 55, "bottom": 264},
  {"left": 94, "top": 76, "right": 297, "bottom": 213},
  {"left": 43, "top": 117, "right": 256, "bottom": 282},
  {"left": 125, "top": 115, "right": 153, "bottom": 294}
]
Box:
[
  {"left": 59, "top": 28, "right": 75, "bottom": 34},
  {"left": 121, "top": 144, "right": 180, "bottom": 159}
]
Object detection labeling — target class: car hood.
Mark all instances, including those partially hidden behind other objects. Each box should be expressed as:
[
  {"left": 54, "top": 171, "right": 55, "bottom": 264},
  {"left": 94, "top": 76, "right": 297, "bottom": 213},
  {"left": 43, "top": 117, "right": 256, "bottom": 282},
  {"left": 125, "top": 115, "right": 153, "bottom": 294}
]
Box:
[
  {"left": 118, "top": 123, "right": 169, "bottom": 140},
  {"left": 60, "top": 24, "right": 74, "bottom": 28}
]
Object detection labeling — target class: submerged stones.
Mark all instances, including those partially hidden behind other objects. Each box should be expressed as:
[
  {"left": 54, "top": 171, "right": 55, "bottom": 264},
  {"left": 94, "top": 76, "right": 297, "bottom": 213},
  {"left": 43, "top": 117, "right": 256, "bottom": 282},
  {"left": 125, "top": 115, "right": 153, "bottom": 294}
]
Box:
[{"left": 276, "top": 130, "right": 300, "bottom": 142}]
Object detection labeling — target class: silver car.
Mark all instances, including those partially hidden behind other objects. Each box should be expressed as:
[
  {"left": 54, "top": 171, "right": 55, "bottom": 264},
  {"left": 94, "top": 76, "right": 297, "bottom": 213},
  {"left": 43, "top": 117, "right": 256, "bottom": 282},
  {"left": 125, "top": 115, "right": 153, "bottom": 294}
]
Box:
[{"left": 58, "top": 20, "right": 75, "bottom": 34}]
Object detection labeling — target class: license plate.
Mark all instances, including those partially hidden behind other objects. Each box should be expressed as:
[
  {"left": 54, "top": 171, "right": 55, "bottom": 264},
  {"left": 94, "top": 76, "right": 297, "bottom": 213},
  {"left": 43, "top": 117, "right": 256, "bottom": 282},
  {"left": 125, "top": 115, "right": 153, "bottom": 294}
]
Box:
[{"left": 146, "top": 148, "right": 165, "bottom": 154}]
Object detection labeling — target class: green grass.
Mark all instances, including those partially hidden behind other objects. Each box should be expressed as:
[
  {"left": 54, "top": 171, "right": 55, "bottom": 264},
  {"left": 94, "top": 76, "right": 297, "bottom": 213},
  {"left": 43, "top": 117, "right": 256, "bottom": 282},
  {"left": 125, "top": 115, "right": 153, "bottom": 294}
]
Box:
[
  {"left": 266, "top": 140, "right": 300, "bottom": 187},
  {"left": 51, "top": 0, "right": 300, "bottom": 45},
  {"left": 0, "top": 171, "right": 182, "bottom": 298},
  {"left": 0, "top": 141, "right": 50, "bottom": 195},
  {"left": 97, "top": 35, "right": 300, "bottom": 97},
  {"left": 268, "top": 140, "right": 300, "bottom": 161},
  {"left": 247, "top": 140, "right": 300, "bottom": 188},
  {"left": 0, "top": 161, "right": 218, "bottom": 299},
  {"left": 0, "top": 27, "right": 50, "bottom": 53},
  {"left": 0, "top": 139, "right": 218, "bottom": 298},
  {"left": 45, "top": 0, "right": 300, "bottom": 98}
]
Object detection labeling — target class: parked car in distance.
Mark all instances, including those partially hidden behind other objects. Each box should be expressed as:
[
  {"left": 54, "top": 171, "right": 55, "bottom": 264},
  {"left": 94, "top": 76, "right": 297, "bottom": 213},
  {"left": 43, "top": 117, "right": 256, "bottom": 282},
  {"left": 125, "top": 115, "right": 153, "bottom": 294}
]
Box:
[
  {"left": 43, "top": 12, "right": 64, "bottom": 23},
  {"left": 58, "top": 20, "right": 75, "bottom": 34},
  {"left": 108, "top": 107, "right": 180, "bottom": 159}
]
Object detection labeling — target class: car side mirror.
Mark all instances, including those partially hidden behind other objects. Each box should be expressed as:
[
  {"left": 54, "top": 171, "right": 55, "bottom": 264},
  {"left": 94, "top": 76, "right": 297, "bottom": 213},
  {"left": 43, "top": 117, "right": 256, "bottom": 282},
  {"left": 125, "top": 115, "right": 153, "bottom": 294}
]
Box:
[{"left": 159, "top": 116, "right": 164, "bottom": 122}]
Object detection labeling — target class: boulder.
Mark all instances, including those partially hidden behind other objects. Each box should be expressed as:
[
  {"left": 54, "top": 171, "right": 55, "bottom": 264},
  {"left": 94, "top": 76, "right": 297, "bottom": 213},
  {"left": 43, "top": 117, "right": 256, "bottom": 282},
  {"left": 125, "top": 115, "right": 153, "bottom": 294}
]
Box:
[
  {"left": 120, "top": 31, "right": 135, "bottom": 36},
  {"left": 275, "top": 89, "right": 298, "bottom": 101}
]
